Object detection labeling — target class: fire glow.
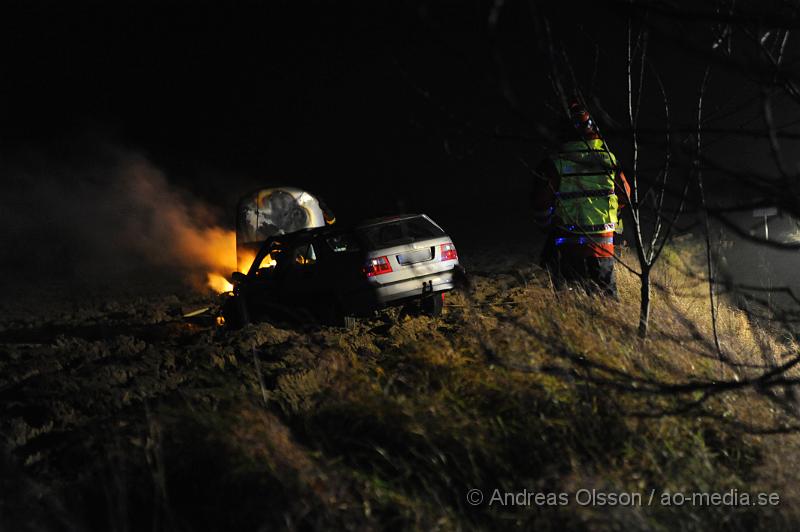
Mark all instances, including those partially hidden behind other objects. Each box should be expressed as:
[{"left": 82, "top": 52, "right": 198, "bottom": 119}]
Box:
[{"left": 205, "top": 235, "right": 258, "bottom": 294}]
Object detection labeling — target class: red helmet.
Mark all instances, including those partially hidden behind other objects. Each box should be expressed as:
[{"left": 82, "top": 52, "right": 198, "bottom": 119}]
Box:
[{"left": 568, "top": 98, "right": 599, "bottom": 139}]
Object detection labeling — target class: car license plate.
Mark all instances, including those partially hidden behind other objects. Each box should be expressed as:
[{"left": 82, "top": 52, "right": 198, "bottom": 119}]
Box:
[{"left": 396, "top": 248, "right": 433, "bottom": 265}]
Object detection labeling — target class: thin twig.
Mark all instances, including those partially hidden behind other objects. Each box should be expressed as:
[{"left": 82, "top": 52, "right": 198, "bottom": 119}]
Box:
[{"left": 695, "top": 65, "right": 725, "bottom": 361}]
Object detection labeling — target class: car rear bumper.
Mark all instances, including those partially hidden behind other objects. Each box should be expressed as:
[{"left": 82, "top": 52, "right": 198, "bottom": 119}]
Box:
[
  {"left": 372, "top": 269, "right": 455, "bottom": 305},
  {"left": 340, "top": 264, "right": 461, "bottom": 317}
]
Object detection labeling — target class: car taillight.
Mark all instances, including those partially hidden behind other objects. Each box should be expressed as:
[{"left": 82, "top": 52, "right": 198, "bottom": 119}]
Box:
[
  {"left": 363, "top": 256, "right": 393, "bottom": 277},
  {"left": 440, "top": 242, "right": 458, "bottom": 261}
]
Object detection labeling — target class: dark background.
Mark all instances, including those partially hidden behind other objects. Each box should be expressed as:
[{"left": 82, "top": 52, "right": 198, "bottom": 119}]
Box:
[
  {"left": 0, "top": 2, "right": 637, "bottom": 221},
  {"left": 3, "top": 1, "right": 784, "bottom": 288}
]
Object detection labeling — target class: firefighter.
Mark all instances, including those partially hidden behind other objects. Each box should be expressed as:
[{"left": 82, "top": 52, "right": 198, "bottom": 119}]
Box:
[{"left": 531, "top": 98, "right": 631, "bottom": 297}]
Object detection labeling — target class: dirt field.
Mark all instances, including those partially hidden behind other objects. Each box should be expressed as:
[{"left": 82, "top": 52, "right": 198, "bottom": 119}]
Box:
[{"left": 1, "top": 247, "right": 797, "bottom": 531}]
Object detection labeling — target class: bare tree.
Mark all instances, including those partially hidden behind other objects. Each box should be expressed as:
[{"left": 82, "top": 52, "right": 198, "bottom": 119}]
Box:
[{"left": 528, "top": 1, "right": 800, "bottom": 348}]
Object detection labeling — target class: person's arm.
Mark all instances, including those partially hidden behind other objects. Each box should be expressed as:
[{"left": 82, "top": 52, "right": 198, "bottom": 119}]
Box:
[
  {"left": 613, "top": 169, "right": 632, "bottom": 243},
  {"left": 531, "top": 159, "right": 558, "bottom": 226},
  {"left": 615, "top": 169, "right": 632, "bottom": 211}
]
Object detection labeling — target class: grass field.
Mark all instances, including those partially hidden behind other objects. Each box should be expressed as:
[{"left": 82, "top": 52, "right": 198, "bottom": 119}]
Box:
[{"left": 1, "top": 242, "right": 799, "bottom": 531}]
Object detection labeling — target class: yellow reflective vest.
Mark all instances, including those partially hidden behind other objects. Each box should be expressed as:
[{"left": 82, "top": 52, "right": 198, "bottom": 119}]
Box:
[{"left": 551, "top": 139, "right": 620, "bottom": 235}]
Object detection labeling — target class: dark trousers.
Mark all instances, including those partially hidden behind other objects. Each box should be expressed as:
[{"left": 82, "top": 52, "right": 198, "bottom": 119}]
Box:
[{"left": 540, "top": 236, "right": 618, "bottom": 298}]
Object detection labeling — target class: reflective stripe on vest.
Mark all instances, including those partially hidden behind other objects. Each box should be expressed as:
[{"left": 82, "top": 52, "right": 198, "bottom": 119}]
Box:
[
  {"left": 555, "top": 189, "right": 614, "bottom": 200},
  {"left": 552, "top": 139, "right": 619, "bottom": 235},
  {"left": 562, "top": 223, "right": 616, "bottom": 233},
  {"left": 555, "top": 235, "right": 614, "bottom": 246}
]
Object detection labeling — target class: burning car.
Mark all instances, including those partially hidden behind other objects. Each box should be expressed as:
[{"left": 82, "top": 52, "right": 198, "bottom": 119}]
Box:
[{"left": 221, "top": 214, "right": 462, "bottom": 328}]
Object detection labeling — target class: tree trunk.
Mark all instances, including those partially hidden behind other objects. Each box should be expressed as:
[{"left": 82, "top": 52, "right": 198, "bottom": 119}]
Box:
[{"left": 638, "top": 267, "right": 651, "bottom": 338}]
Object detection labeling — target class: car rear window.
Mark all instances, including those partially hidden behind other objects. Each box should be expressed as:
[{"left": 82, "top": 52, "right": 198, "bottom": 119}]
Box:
[{"left": 357, "top": 216, "right": 445, "bottom": 249}]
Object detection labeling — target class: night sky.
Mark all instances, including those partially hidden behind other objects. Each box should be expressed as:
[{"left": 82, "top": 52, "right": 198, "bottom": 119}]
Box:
[
  {"left": 1, "top": 2, "right": 634, "bottom": 217},
  {"left": 2, "top": 2, "right": 536, "bottom": 216}
]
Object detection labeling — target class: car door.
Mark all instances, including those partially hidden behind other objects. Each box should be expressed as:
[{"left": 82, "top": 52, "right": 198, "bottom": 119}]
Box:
[
  {"left": 279, "top": 240, "right": 323, "bottom": 305},
  {"left": 243, "top": 239, "right": 289, "bottom": 314}
]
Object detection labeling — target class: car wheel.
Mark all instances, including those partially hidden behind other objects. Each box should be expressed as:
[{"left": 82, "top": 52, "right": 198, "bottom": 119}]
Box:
[
  {"left": 221, "top": 295, "right": 250, "bottom": 330},
  {"left": 421, "top": 292, "right": 444, "bottom": 317}
]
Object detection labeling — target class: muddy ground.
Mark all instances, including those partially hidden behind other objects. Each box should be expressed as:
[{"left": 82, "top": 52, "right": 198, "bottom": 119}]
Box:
[
  {"left": 0, "top": 243, "right": 537, "bottom": 530},
  {"left": 0, "top": 242, "right": 795, "bottom": 531}
]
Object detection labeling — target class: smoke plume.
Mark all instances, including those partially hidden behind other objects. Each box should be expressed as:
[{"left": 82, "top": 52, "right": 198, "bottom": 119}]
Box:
[{"left": 0, "top": 146, "right": 237, "bottom": 292}]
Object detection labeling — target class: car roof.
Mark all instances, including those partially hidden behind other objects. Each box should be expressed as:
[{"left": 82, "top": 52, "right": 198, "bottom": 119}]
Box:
[
  {"left": 274, "top": 225, "right": 339, "bottom": 240},
  {"left": 256, "top": 213, "right": 433, "bottom": 249},
  {"left": 355, "top": 214, "right": 424, "bottom": 228},
  {"left": 257, "top": 223, "right": 354, "bottom": 246}
]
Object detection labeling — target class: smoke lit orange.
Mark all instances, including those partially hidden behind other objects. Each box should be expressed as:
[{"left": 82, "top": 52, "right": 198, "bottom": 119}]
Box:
[{"left": 205, "top": 233, "right": 258, "bottom": 293}]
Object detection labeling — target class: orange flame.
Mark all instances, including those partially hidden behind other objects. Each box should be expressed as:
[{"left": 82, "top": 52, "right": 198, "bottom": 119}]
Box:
[
  {"left": 205, "top": 235, "right": 259, "bottom": 293},
  {"left": 207, "top": 271, "right": 234, "bottom": 294}
]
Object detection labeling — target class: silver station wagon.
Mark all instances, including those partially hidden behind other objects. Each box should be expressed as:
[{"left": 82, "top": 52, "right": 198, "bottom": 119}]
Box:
[{"left": 222, "top": 214, "right": 462, "bottom": 328}]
